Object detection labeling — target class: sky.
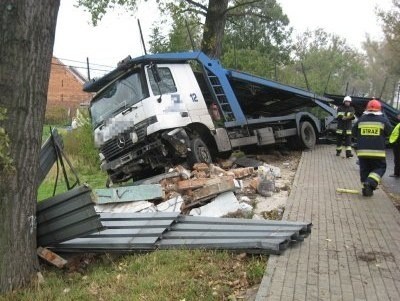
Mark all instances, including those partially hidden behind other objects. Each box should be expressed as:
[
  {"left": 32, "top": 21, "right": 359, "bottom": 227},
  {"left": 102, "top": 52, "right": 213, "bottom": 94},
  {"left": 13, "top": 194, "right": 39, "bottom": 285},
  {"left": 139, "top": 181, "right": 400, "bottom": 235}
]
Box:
[{"left": 53, "top": 0, "right": 394, "bottom": 78}]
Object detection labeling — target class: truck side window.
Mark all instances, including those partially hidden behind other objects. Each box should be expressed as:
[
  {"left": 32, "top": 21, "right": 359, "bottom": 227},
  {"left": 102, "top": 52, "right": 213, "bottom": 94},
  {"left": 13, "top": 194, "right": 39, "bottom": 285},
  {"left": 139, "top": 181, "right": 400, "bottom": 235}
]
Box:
[{"left": 148, "top": 67, "right": 177, "bottom": 95}]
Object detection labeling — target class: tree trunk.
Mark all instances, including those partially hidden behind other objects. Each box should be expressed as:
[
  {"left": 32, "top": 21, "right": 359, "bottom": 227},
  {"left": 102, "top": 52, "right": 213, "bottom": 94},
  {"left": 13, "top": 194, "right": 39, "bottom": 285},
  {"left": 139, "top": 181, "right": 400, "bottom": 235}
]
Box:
[
  {"left": 201, "top": 0, "right": 229, "bottom": 58},
  {"left": 0, "top": 0, "right": 59, "bottom": 293}
]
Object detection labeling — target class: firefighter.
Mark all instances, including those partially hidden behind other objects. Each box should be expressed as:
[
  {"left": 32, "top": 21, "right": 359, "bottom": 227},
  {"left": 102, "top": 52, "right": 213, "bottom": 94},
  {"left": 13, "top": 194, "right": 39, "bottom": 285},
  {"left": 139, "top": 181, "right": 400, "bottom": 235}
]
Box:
[
  {"left": 336, "top": 95, "right": 355, "bottom": 157},
  {"left": 352, "top": 99, "right": 392, "bottom": 196}
]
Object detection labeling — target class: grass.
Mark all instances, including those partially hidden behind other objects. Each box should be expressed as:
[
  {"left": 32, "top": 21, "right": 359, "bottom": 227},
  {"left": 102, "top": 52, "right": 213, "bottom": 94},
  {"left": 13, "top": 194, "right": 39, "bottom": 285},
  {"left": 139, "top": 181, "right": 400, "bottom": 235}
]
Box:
[{"left": 0, "top": 251, "right": 267, "bottom": 301}]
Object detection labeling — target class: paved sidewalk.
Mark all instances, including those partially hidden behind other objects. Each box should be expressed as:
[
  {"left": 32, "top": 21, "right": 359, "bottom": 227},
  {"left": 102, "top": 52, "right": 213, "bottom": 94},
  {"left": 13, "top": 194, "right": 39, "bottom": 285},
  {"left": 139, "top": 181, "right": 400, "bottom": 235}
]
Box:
[{"left": 255, "top": 145, "right": 400, "bottom": 301}]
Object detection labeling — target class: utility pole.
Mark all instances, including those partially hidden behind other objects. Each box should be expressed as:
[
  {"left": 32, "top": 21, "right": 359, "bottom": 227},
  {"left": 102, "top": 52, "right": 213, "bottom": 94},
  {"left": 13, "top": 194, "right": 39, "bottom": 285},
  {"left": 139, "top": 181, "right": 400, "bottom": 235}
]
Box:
[{"left": 397, "top": 82, "right": 400, "bottom": 110}]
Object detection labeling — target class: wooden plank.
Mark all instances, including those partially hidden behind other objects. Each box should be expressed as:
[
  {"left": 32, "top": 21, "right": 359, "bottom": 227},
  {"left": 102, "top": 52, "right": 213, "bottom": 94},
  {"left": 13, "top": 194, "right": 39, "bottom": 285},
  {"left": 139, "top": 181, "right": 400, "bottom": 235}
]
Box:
[
  {"left": 94, "top": 184, "right": 164, "bottom": 204},
  {"left": 37, "top": 247, "right": 67, "bottom": 268}
]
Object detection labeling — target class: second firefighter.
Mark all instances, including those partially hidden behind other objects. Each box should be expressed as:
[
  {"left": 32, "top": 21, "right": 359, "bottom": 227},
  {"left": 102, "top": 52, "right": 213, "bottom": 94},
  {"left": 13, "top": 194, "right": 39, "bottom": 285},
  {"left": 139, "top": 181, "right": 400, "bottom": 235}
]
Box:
[{"left": 336, "top": 95, "right": 356, "bottom": 158}]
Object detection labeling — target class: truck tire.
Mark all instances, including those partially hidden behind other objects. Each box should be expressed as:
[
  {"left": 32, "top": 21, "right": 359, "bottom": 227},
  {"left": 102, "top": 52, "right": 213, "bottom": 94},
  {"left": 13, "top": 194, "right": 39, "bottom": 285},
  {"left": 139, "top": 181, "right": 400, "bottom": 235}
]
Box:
[
  {"left": 188, "top": 137, "right": 212, "bottom": 166},
  {"left": 299, "top": 121, "right": 316, "bottom": 149}
]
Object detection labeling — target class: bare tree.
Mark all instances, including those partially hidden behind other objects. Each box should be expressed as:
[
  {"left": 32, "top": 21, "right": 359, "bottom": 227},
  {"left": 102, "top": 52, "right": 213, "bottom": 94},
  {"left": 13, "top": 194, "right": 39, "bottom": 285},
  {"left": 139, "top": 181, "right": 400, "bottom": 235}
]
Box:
[{"left": 0, "top": 0, "right": 60, "bottom": 293}]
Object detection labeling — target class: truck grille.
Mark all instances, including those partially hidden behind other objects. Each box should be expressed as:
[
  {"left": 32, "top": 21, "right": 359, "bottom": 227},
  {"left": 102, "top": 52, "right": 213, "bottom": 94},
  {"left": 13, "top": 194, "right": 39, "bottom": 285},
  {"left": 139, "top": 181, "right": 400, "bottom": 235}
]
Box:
[{"left": 100, "top": 116, "right": 157, "bottom": 161}]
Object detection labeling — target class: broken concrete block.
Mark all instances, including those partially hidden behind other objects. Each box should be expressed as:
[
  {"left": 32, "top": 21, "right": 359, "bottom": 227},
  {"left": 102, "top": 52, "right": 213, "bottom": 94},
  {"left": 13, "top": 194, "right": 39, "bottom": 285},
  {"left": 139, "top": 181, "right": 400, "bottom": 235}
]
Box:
[
  {"left": 189, "top": 191, "right": 240, "bottom": 217},
  {"left": 37, "top": 247, "right": 67, "bottom": 268},
  {"left": 232, "top": 167, "right": 255, "bottom": 179},
  {"left": 192, "top": 162, "right": 209, "bottom": 172},
  {"left": 175, "top": 165, "right": 191, "bottom": 179},
  {"left": 94, "top": 184, "right": 163, "bottom": 204},
  {"left": 209, "top": 164, "right": 234, "bottom": 177},
  {"left": 177, "top": 178, "right": 221, "bottom": 191},
  {"left": 191, "top": 176, "right": 235, "bottom": 202}
]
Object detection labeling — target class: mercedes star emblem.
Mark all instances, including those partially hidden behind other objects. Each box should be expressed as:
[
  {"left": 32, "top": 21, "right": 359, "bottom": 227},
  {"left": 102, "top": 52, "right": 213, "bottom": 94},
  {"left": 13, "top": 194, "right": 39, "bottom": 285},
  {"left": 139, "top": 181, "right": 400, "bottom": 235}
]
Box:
[{"left": 117, "top": 136, "right": 126, "bottom": 148}]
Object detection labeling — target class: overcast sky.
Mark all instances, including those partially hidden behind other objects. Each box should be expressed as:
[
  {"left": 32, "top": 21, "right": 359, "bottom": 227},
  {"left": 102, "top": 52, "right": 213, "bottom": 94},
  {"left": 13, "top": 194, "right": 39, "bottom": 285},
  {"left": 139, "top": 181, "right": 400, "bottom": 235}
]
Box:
[{"left": 53, "top": 0, "right": 393, "bottom": 78}]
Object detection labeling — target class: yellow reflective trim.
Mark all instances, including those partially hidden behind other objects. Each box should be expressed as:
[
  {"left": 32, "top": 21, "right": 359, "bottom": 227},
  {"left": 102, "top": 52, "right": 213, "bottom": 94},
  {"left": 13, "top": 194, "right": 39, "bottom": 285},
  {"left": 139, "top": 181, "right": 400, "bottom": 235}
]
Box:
[
  {"left": 337, "top": 112, "right": 344, "bottom": 116},
  {"left": 358, "top": 122, "right": 384, "bottom": 129},
  {"left": 336, "top": 130, "right": 343, "bottom": 134},
  {"left": 346, "top": 130, "right": 352, "bottom": 135},
  {"left": 356, "top": 149, "right": 386, "bottom": 157},
  {"left": 345, "top": 146, "right": 352, "bottom": 151},
  {"left": 336, "top": 146, "right": 342, "bottom": 151},
  {"left": 368, "top": 172, "right": 381, "bottom": 183}
]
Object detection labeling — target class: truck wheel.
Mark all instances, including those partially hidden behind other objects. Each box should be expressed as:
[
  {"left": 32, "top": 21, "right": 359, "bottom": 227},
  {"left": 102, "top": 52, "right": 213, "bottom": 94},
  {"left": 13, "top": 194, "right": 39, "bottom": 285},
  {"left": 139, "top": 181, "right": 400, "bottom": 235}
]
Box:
[
  {"left": 299, "top": 121, "right": 316, "bottom": 149},
  {"left": 188, "top": 137, "right": 212, "bottom": 165}
]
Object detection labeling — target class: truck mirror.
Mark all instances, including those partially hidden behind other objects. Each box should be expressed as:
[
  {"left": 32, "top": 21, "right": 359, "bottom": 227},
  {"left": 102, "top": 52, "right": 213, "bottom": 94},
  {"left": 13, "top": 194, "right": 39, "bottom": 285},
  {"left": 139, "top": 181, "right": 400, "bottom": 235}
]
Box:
[{"left": 150, "top": 63, "right": 161, "bottom": 83}]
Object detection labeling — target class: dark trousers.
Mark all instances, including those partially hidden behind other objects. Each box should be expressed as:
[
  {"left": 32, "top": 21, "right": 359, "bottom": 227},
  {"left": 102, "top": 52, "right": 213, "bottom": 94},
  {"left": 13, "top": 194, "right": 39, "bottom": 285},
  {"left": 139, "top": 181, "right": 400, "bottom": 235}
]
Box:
[
  {"left": 359, "top": 158, "right": 386, "bottom": 189},
  {"left": 393, "top": 144, "right": 400, "bottom": 176},
  {"left": 336, "top": 133, "right": 351, "bottom": 149}
]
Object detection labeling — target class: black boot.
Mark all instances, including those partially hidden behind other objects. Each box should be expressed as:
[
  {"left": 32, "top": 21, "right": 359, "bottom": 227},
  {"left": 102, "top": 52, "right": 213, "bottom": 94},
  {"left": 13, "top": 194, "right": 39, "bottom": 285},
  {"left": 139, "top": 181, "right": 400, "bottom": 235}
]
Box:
[
  {"left": 336, "top": 150, "right": 341, "bottom": 156},
  {"left": 346, "top": 150, "right": 353, "bottom": 158},
  {"left": 362, "top": 183, "right": 373, "bottom": 197}
]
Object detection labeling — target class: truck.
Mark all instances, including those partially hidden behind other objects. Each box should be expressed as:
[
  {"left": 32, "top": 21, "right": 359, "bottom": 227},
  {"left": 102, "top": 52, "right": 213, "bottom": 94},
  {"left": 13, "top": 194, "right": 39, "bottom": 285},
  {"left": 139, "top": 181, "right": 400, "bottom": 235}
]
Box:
[{"left": 84, "top": 51, "right": 337, "bottom": 184}]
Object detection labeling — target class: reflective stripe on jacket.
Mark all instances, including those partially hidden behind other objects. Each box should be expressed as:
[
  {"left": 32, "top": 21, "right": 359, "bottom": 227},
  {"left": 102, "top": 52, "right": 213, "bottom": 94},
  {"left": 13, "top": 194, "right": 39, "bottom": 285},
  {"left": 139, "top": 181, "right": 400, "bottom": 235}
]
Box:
[{"left": 352, "top": 113, "right": 392, "bottom": 158}]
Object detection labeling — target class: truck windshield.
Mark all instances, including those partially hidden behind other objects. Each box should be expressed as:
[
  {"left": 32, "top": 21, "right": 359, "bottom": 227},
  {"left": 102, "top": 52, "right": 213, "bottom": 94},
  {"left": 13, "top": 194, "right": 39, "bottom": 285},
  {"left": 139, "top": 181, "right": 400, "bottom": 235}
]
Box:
[{"left": 90, "top": 69, "right": 147, "bottom": 128}]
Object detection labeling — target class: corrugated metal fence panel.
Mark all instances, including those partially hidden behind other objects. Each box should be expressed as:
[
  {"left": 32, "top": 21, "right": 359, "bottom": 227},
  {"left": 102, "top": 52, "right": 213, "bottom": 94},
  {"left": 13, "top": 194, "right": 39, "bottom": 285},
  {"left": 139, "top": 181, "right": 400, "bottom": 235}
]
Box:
[
  {"left": 37, "top": 185, "right": 104, "bottom": 246},
  {"left": 100, "top": 212, "right": 180, "bottom": 220},
  {"left": 51, "top": 212, "right": 179, "bottom": 252},
  {"left": 38, "top": 129, "right": 63, "bottom": 184},
  {"left": 157, "top": 238, "right": 288, "bottom": 254},
  {"left": 49, "top": 212, "right": 311, "bottom": 255}
]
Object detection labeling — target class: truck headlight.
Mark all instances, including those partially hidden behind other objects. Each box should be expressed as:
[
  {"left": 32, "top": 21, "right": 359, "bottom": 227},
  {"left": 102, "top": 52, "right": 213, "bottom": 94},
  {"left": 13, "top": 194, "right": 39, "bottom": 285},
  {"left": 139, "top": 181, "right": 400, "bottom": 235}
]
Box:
[
  {"left": 130, "top": 131, "right": 138, "bottom": 144},
  {"left": 94, "top": 131, "right": 104, "bottom": 147}
]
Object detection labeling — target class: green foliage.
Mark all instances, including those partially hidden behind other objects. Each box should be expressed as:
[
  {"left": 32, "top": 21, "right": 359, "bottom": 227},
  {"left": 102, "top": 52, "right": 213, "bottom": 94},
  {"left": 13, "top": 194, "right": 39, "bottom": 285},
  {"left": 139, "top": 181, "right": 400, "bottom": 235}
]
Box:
[
  {"left": 0, "top": 107, "right": 14, "bottom": 171},
  {"left": 222, "top": 48, "right": 276, "bottom": 79},
  {"left": 224, "top": 0, "right": 292, "bottom": 66},
  {"left": 279, "top": 29, "right": 366, "bottom": 95},
  {"left": 377, "top": 0, "right": 400, "bottom": 75},
  {"left": 63, "top": 123, "right": 100, "bottom": 173},
  {"left": 77, "top": 0, "right": 141, "bottom": 26},
  {"left": 149, "top": 2, "right": 202, "bottom": 53}
]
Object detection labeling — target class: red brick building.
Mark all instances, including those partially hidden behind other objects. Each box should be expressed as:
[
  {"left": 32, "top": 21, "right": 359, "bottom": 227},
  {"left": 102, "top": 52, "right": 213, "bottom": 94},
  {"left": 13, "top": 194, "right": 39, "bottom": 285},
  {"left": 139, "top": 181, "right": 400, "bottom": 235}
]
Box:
[{"left": 46, "top": 57, "right": 93, "bottom": 124}]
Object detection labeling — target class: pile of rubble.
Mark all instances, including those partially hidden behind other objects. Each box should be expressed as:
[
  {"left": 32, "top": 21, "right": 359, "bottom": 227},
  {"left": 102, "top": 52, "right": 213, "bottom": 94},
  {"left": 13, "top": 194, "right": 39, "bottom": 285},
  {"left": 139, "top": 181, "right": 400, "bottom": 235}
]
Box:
[{"left": 94, "top": 153, "right": 300, "bottom": 220}]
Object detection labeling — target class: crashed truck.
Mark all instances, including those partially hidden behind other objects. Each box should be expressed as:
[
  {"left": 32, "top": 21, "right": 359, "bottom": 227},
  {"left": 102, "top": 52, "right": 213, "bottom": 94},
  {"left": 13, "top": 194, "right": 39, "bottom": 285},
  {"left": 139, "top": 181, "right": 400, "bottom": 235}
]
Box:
[{"left": 84, "top": 51, "right": 337, "bottom": 184}]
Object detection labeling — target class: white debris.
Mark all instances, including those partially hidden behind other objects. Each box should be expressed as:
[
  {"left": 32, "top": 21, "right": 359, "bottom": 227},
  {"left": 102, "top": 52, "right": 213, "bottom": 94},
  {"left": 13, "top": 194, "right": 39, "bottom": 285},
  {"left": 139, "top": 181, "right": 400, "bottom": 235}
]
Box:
[
  {"left": 155, "top": 196, "right": 184, "bottom": 212},
  {"left": 238, "top": 202, "right": 253, "bottom": 212},
  {"left": 189, "top": 191, "right": 240, "bottom": 217}
]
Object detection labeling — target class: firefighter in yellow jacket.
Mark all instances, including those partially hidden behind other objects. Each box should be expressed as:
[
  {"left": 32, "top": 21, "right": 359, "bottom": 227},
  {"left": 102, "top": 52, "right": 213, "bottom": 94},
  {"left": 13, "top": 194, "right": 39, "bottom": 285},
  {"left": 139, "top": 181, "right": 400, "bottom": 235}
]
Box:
[
  {"left": 336, "top": 96, "right": 355, "bottom": 158},
  {"left": 352, "top": 99, "right": 392, "bottom": 196},
  {"left": 389, "top": 113, "right": 400, "bottom": 177}
]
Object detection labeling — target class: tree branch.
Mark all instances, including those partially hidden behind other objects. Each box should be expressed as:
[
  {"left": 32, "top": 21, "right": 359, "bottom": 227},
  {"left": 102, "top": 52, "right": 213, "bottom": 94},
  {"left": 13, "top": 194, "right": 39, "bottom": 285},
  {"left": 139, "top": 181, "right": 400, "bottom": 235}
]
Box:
[
  {"left": 183, "top": 0, "right": 208, "bottom": 13},
  {"left": 225, "top": 0, "right": 263, "bottom": 14},
  {"left": 182, "top": 8, "right": 207, "bottom": 17}
]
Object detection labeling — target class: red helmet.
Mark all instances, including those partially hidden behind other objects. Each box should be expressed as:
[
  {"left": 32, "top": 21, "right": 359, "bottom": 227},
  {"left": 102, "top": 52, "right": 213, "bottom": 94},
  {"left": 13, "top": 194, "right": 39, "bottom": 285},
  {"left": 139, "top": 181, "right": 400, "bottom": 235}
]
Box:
[{"left": 366, "top": 99, "right": 381, "bottom": 111}]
